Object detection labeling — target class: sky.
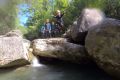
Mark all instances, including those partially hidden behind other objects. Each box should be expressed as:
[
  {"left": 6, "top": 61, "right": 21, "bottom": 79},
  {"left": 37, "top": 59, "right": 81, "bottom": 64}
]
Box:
[
  {"left": 18, "top": 4, "right": 30, "bottom": 26},
  {"left": 17, "top": 0, "right": 72, "bottom": 26},
  {"left": 0, "top": 0, "right": 27, "bottom": 26}
]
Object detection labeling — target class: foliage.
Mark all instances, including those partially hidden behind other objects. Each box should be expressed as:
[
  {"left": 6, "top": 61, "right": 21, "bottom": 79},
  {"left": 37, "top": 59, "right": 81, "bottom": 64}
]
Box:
[
  {"left": 0, "top": 0, "right": 19, "bottom": 35},
  {"left": 19, "top": 0, "right": 70, "bottom": 40},
  {"left": 24, "top": 26, "right": 39, "bottom": 40},
  {"left": 64, "top": 0, "right": 120, "bottom": 28},
  {"left": 1, "top": 0, "right": 119, "bottom": 39},
  {"left": 104, "top": 0, "right": 120, "bottom": 19},
  {"left": 17, "top": 25, "right": 28, "bottom": 36}
]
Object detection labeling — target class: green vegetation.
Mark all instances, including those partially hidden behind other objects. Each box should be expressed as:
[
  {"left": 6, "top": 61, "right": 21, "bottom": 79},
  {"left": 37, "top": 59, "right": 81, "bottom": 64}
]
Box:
[
  {"left": 0, "top": 0, "right": 19, "bottom": 34},
  {"left": 0, "top": 0, "right": 120, "bottom": 39}
]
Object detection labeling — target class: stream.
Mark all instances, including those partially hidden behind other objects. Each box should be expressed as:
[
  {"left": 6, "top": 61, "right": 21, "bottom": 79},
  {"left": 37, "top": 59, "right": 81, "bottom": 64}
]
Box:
[{"left": 0, "top": 60, "right": 114, "bottom": 80}]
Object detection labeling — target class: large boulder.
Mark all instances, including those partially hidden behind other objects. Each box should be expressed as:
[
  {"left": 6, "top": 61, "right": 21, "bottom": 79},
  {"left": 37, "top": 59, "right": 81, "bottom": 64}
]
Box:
[
  {"left": 32, "top": 38, "right": 89, "bottom": 63},
  {"left": 85, "top": 18, "right": 120, "bottom": 79},
  {"left": 5, "top": 30, "right": 23, "bottom": 38},
  {"left": 64, "top": 8, "right": 105, "bottom": 45},
  {"left": 23, "top": 39, "right": 31, "bottom": 51},
  {"left": 0, "top": 30, "right": 30, "bottom": 68}
]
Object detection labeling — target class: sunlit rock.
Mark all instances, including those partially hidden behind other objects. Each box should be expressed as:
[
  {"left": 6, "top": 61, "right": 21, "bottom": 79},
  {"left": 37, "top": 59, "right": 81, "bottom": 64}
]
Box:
[
  {"left": 5, "top": 30, "right": 23, "bottom": 38},
  {"left": 23, "top": 39, "right": 31, "bottom": 49},
  {"left": 0, "top": 30, "right": 30, "bottom": 68},
  {"left": 32, "top": 38, "right": 89, "bottom": 64},
  {"left": 64, "top": 8, "right": 105, "bottom": 45}
]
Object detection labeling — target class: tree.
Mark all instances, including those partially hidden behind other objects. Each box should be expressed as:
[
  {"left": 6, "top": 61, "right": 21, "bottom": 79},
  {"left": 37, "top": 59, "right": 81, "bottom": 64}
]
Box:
[
  {"left": 19, "top": 0, "right": 70, "bottom": 39},
  {"left": 0, "top": 0, "right": 19, "bottom": 35},
  {"left": 18, "top": 0, "right": 120, "bottom": 40}
]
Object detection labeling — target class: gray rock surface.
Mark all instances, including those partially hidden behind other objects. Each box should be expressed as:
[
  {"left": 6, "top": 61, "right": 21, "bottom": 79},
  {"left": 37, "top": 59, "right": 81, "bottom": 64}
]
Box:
[
  {"left": 85, "top": 18, "right": 120, "bottom": 79},
  {"left": 32, "top": 38, "right": 89, "bottom": 63},
  {"left": 64, "top": 8, "right": 105, "bottom": 45},
  {"left": 0, "top": 30, "right": 30, "bottom": 68}
]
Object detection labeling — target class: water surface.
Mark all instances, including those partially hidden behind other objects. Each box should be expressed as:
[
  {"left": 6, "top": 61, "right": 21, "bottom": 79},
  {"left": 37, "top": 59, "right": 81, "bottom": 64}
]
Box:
[{"left": 0, "top": 62, "right": 113, "bottom": 80}]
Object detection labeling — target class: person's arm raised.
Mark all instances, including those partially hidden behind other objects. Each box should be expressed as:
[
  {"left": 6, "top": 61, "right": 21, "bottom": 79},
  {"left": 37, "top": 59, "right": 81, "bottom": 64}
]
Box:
[{"left": 51, "top": 15, "right": 56, "bottom": 18}]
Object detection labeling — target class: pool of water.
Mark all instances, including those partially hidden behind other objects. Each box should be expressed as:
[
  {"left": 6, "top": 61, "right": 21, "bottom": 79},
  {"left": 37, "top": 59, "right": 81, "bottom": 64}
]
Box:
[{"left": 0, "top": 62, "right": 114, "bottom": 80}]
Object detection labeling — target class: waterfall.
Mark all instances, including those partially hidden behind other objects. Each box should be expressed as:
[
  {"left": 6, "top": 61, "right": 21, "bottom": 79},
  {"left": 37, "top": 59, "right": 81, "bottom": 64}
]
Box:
[{"left": 31, "top": 57, "right": 43, "bottom": 67}]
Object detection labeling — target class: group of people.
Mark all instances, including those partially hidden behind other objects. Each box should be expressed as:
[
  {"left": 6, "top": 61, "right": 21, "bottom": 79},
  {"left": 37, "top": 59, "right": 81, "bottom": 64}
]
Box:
[{"left": 40, "top": 10, "right": 64, "bottom": 38}]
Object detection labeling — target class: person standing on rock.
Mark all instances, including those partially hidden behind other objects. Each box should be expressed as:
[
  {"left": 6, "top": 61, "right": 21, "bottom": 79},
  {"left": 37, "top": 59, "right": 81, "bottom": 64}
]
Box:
[
  {"left": 51, "top": 21, "right": 56, "bottom": 37},
  {"left": 40, "top": 24, "right": 45, "bottom": 38},
  {"left": 44, "top": 19, "right": 51, "bottom": 38}
]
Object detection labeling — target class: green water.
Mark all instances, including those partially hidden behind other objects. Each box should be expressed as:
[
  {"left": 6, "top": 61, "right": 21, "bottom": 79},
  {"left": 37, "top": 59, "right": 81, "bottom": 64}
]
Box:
[{"left": 0, "top": 63, "right": 113, "bottom": 80}]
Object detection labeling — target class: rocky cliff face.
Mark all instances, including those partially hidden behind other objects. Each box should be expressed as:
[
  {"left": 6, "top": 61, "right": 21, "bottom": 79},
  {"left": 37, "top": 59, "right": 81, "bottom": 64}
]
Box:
[
  {"left": 64, "top": 8, "right": 120, "bottom": 79},
  {"left": 85, "top": 18, "right": 120, "bottom": 79}
]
